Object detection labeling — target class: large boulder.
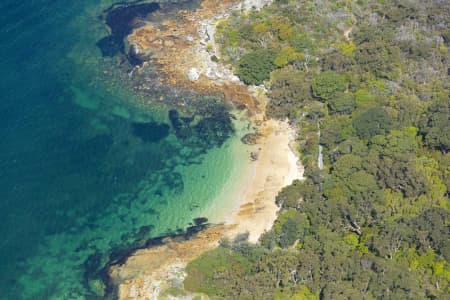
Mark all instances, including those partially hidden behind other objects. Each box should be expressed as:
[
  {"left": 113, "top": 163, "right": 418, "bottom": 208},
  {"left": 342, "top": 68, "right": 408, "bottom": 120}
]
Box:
[{"left": 186, "top": 68, "right": 200, "bottom": 81}]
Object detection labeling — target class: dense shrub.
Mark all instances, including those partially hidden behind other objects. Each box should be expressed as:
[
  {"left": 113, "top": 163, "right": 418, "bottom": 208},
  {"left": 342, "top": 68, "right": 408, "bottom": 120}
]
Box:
[
  {"left": 237, "top": 49, "right": 276, "bottom": 85},
  {"left": 185, "top": 1, "right": 450, "bottom": 299},
  {"left": 311, "top": 71, "right": 346, "bottom": 101},
  {"left": 352, "top": 107, "right": 392, "bottom": 139}
]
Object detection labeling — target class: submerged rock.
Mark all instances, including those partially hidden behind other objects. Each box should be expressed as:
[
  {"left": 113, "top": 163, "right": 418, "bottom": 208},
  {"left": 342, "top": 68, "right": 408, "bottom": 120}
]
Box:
[
  {"left": 193, "top": 217, "right": 208, "bottom": 226},
  {"left": 131, "top": 122, "right": 170, "bottom": 143},
  {"left": 250, "top": 151, "right": 259, "bottom": 161},
  {"left": 127, "top": 44, "right": 149, "bottom": 66},
  {"left": 88, "top": 279, "right": 106, "bottom": 297},
  {"left": 97, "top": 2, "right": 160, "bottom": 62},
  {"left": 241, "top": 133, "right": 260, "bottom": 145}
]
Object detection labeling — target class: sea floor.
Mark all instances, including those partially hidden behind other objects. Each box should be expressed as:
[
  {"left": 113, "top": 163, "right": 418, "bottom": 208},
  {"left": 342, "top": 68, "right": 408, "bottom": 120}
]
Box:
[{"left": 0, "top": 0, "right": 255, "bottom": 298}]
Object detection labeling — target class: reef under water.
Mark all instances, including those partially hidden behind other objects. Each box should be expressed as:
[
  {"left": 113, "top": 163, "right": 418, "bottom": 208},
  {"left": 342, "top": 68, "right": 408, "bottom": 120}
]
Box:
[
  {"left": 0, "top": 0, "right": 253, "bottom": 298},
  {"left": 97, "top": 2, "right": 160, "bottom": 59}
]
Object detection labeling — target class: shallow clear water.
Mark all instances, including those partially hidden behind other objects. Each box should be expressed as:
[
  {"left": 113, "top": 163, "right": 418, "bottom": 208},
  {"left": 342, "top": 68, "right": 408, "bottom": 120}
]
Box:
[{"left": 0, "top": 0, "right": 252, "bottom": 298}]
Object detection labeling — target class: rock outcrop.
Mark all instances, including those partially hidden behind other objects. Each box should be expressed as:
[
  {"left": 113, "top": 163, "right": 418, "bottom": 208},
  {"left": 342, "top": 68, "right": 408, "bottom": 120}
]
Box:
[
  {"left": 126, "top": 0, "right": 272, "bottom": 112},
  {"left": 110, "top": 1, "right": 285, "bottom": 299},
  {"left": 186, "top": 68, "right": 200, "bottom": 81},
  {"left": 109, "top": 225, "right": 233, "bottom": 300}
]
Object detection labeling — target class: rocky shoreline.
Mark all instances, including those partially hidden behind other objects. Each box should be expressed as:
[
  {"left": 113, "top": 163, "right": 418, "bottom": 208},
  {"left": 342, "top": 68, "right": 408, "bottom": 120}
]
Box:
[
  {"left": 99, "top": 0, "right": 306, "bottom": 299},
  {"left": 126, "top": 0, "right": 272, "bottom": 111},
  {"left": 108, "top": 118, "right": 303, "bottom": 300}
]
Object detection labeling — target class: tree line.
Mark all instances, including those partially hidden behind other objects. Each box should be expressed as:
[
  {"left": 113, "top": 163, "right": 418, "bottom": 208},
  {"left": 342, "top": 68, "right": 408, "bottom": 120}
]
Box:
[{"left": 184, "top": 0, "right": 449, "bottom": 299}]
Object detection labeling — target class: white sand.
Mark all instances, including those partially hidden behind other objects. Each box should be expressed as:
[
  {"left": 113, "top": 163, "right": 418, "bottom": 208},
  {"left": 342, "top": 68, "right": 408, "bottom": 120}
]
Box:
[
  {"left": 225, "top": 119, "right": 304, "bottom": 242},
  {"left": 111, "top": 0, "right": 307, "bottom": 297},
  {"left": 112, "top": 119, "right": 304, "bottom": 300}
]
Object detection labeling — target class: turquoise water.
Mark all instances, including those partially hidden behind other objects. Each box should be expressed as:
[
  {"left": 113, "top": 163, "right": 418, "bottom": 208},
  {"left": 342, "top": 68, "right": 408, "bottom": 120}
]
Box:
[{"left": 0, "top": 0, "right": 252, "bottom": 298}]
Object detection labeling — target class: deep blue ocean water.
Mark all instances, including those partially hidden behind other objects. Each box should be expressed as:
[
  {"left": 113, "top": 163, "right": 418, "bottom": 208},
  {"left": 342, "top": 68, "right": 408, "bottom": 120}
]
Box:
[
  {"left": 0, "top": 0, "right": 90, "bottom": 295},
  {"left": 0, "top": 0, "right": 250, "bottom": 298}
]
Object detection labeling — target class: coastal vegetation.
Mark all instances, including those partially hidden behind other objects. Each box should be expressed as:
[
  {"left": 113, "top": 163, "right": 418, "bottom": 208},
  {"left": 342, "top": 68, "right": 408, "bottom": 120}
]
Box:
[{"left": 184, "top": 0, "right": 450, "bottom": 299}]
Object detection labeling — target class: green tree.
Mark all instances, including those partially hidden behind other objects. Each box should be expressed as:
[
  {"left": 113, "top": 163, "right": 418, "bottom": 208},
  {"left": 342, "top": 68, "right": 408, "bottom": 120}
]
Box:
[
  {"left": 352, "top": 107, "right": 392, "bottom": 139},
  {"left": 274, "top": 286, "right": 318, "bottom": 300},
  {"left": 312, "top": 71, "right": 346, "bottom": 101},
  {"left": 184, "top": 2, "right": 450, "bottom": 299},
  {"left": 276, "top": 179, "right": 304, "bottom": 209},
  {"left": 412, "top": 208, "right": 450, "bottom": 259},
  {"left": 237, "top": 49, "right": 276, "bottom": 85},
  {"left": 420, "top": 99, "right": 450, "bottom": 153},
  {"left": 327, "top": 92, "right": 356, "bottom": 115},
  {"left": 290, "top": 32, "right": 315, "bottom": 53},
  {"left": 353, "top": 24, "right": 401, "bottom": 79},
  {"left": 272, "top": 209, "right": 310, "bottom": 248},
  {"left": 274, "top": 46, "right": 303, "bottom": 67},
  {"left": 320, "top": 116, "right": 352, "bottom": 151},
  {"left": 370, "top": 128, "right": 419, "bottom": 161},
  {"left": 267, "top": 67, "right": 311, "bottom": 119}
]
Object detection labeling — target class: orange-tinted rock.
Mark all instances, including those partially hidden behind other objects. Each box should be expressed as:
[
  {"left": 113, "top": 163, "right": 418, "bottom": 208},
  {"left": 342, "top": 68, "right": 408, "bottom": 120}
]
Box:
[{"left": 126, "top": 0, "right": 262, "bottom": 112}]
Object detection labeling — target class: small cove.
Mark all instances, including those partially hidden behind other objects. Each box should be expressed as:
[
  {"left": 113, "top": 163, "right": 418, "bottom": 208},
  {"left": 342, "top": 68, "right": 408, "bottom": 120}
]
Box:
[{"left": 0, "top": 0, "right": 254, "bottom": 298}]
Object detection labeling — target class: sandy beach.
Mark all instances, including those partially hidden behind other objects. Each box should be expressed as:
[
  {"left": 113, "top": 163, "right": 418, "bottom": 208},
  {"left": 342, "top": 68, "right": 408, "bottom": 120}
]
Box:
[
  {"left": 108, "top": 0, "right": 305, "bottom": 298},
  {"left": 226, "top": 119, "right": 303, "bottom": 243},
  {"left": 110, "top": 117, "right": 303, "bottom": 299}
]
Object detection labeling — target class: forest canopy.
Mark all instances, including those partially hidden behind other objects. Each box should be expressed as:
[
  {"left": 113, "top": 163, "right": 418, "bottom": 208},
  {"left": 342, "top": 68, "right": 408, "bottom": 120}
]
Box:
[{"left": 185, "top": 0, "right": 450, "bottom": 299}]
